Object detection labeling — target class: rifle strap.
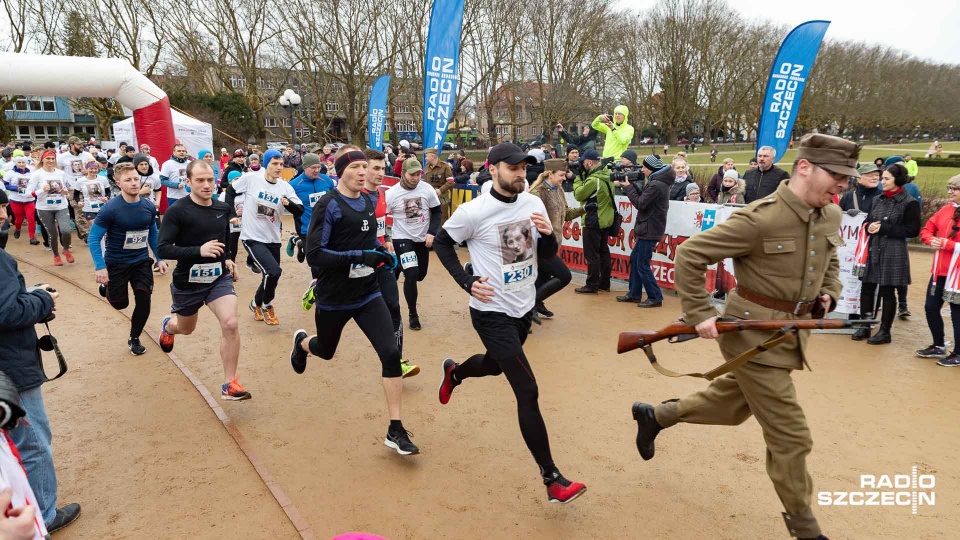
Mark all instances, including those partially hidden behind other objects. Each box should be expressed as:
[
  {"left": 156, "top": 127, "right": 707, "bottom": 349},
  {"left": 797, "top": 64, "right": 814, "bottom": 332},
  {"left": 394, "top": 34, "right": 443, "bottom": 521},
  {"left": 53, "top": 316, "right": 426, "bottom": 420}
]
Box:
[{"left": 641, "top": 325, "right": 799, "bottom": 380}]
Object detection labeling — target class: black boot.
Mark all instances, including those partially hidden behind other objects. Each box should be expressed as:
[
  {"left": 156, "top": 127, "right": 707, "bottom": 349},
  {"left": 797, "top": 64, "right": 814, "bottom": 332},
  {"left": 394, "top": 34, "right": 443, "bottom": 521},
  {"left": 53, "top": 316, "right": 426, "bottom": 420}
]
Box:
[
  {"left": 867, "top": 325, "right": 891, "bottom": 345},
  {"left": 851, "top": 313, "right": 872, "bottom": 341},
  {"left": 631, "top": 402, "right": 663, "bottom": 461}
]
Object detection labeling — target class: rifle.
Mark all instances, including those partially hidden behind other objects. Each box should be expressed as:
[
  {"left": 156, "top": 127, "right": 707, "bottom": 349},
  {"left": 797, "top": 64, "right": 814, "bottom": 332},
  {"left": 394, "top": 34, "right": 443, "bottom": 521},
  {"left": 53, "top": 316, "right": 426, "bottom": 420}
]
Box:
[{"left": 617, "top": 318, "right": 878, "bottom": 380}]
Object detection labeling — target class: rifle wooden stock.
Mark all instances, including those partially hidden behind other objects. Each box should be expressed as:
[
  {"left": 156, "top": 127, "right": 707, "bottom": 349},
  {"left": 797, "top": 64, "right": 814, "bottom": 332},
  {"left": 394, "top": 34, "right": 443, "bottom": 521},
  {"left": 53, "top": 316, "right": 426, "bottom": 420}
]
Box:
[{"left": 617, "top": 318, "right": 879, "bottom": 354}]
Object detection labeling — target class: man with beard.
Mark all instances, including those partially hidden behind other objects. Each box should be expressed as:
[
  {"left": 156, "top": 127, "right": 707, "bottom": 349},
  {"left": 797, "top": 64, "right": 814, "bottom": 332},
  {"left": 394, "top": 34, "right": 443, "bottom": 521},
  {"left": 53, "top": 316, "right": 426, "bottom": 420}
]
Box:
[
  {"left": 424, "top": 148, "right": 454, "bottom": 224},
  {"left": 572, "top": 149, "right": 614, "bottom": 294},
  {"left": 160, "top": 144, "right": 190, "bottom": 207}
]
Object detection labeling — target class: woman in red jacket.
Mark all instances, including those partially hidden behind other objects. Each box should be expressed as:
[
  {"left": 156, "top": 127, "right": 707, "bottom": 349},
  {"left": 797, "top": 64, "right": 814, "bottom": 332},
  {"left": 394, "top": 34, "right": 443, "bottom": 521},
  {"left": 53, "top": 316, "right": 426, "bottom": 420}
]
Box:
[{"left": 918, "top": 174, "right": 960, "bottom": 365}]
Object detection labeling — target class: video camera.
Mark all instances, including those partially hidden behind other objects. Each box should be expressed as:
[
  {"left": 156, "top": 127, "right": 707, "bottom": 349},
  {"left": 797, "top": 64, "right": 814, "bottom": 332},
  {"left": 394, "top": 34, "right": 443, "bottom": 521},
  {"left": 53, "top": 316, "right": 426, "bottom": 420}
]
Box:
[{"left": 608, "top": 162, "right": 643, "bottom": 184}]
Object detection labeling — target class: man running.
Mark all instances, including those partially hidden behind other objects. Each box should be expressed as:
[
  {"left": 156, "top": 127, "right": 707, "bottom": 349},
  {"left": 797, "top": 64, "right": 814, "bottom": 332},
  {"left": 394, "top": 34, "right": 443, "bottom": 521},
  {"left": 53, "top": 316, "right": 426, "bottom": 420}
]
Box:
[
  {"left": 288, "top": 152, "right": 334, "bottom": 262},
  {"left": 433, "top": 142, "right": 586, "bottom": 503},
  {"left": 159, "top": 144, "right": 190, "bottom": 207},
  {"left": 87, "top": 162, "right": 169, "bottom": 355},
  {"left": 289, "top": 148, "right": 419, "bottom": 455},
  {"left": 384, "top": 157, "right": 441, "bottom": 330},
  {"left": 224, "top": 149, "right": 304, "bottom": 325},
  {"left": 157, "top": 160, "right": 250, "bottom": 401}
]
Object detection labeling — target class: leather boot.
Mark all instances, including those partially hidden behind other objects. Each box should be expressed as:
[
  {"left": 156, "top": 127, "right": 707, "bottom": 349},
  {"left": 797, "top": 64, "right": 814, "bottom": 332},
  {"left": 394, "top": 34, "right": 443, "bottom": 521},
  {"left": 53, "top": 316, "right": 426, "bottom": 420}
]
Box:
[
  {"left": 867, "top": 325, "right": 892, "bottom": 345},
  {"left": 851, "top": 313, "right": 872, "bottom": 341},
  {"left": 631, "top": 402, "right": 663, "bottom": 461}
]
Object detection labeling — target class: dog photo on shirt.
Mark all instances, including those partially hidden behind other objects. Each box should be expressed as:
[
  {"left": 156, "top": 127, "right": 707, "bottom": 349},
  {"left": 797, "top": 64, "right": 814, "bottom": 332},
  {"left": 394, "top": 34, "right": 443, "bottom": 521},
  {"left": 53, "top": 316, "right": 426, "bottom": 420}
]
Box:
[{"left": 498, "top": 219, "right": 535, "bottom": 265}]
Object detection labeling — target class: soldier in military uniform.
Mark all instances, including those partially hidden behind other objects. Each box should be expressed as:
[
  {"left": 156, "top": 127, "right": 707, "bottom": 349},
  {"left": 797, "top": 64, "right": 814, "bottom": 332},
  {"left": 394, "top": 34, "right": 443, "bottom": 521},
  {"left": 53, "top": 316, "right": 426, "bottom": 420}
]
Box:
[
  {"left": 423, "top": 148, "right": 454, "bottom": 224},
  {"left": 630, "top": 134, "right": 861, "bottom": 540}
]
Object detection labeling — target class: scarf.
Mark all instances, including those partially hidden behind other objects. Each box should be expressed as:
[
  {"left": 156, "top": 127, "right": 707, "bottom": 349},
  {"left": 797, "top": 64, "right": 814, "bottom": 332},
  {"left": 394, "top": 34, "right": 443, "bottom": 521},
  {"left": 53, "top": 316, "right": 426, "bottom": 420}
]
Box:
[
  {"left": 170, "top": 155, "right": 187, "bottom": 164},
  {"left": 675, "top": 175, "right": 688, "bottom": 184},
  {"left": 882, "top": 186, "right": 904, "bottom": 198}
]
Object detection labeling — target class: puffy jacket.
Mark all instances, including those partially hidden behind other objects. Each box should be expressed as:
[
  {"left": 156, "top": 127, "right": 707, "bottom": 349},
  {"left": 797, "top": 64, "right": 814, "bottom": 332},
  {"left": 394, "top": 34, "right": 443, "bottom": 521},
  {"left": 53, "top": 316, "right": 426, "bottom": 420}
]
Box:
[
  {"left": 0, "top": 250, "right": 56, "bottom": 392},
  {"left": 624, "top": 167, "right": 672, "bottom": 241},
  {"left": 904, "top": 159, "right": 919, "bottom": 178},
  {"left": 573, "top": 164, "right": 614, "bottom": 229},
  {"left": 839, "top": 184, "right": 882, "bottom": 215},
  {"left": 707, "top": 166, "right": 737, "bottom": 202},
  {"left": 742, "top": 164, "right": 790, "bottom": 203},
  {"left": 716, "top": 179, "right": 745, "bottom": 204},
  {"left": 591, "top": 105, "right": 634, "bottom": 159},
  {"left": 669, "top": 176, "right": 694, "bottom": 201},
  {"left": 921, "top": 203, "right": 960, "bottom": 277}
]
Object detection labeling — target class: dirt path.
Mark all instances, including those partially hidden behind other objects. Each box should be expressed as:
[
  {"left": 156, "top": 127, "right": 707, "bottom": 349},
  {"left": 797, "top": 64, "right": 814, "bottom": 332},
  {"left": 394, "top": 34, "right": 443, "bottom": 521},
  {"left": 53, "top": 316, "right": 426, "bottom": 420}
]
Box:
[{"left": 7, "top": 235, "right": 957, "bottom": 539}]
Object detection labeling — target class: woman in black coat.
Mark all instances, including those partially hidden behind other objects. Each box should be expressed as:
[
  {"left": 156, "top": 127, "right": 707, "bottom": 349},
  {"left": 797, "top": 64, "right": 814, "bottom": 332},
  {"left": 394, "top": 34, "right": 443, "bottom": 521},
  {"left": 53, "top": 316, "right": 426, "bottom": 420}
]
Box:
[{"left": 855, "top": 163, "right": 921, "bottom": 344}]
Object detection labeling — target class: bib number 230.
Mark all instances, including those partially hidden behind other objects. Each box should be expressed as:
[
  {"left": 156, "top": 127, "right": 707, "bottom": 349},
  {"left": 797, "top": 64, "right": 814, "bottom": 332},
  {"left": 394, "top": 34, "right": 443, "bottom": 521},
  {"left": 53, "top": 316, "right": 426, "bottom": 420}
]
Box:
[{"left": 502, "top": 262, "right": 534, "bottom": 292}]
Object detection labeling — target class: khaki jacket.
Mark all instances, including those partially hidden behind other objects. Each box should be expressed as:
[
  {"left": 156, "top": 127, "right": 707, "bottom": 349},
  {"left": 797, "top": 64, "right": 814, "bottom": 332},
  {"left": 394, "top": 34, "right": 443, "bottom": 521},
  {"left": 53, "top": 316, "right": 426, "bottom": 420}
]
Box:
[
  {"left": 674, "top": 181, "right": 843, "bottom": 369},
  {"left": 424, "top": 161, "right": 454, "bottom": 202}
]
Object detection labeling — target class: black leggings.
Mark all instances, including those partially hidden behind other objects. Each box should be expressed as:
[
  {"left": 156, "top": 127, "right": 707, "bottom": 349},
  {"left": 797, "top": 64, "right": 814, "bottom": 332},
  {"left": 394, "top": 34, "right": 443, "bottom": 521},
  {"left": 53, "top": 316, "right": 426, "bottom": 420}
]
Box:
[
  {"left": 243, "top": 240, "right": 282, "bottom": 307},
  {"left": 924, "top": 276, "right": 960, "bottom": 351},
  {"left": 108, "top": 287, "right": 151, "bottom": 339},
  {"left": 394, "top": 239, "right": 430, "bottom": 315},
  {"left": 308, "top": 296, "right": 402, "bottom": 378},
  {"left": 860, "top": 282, "right": 897, "bottom": 329},
  {"left": 454, "top": 308, "right": 555, "bottom": 475},
  {"left": 534, "top": 255, "right": 572, "bottom": 305},
  {"left": 228, "top": 231, "right": 240, "bottom": 264},
  {"left": 377, "top": 265, "right": 403, "bottom": 357}
]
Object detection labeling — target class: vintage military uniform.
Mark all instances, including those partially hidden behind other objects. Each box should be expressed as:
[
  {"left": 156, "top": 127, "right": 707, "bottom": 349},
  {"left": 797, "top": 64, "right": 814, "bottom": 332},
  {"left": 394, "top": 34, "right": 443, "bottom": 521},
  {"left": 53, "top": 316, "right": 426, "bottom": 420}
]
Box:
[
  {"left": 653, "top": 134, "right": 860, "bottom": 539},
  {"left": 424, "top": 150, "right": 454, "bottom": 224}
]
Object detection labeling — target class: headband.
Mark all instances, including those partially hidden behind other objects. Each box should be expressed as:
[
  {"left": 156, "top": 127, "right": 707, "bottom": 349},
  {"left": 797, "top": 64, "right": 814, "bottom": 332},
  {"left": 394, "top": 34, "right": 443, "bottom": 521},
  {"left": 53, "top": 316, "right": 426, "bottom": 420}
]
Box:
[
  {"left": 334, "top": 150, "right": 367, "bottom": 177},
  {"left": 40, "top": 150, "right": 56, "bottom": 162}
]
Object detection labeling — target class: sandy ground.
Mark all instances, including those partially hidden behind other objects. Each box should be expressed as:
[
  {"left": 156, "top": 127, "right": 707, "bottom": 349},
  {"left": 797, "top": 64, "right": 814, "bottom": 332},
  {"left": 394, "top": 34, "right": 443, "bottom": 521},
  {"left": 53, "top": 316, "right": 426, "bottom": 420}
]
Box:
[{"left": 6, "top": 228, "right": 958, "bottom": 539}]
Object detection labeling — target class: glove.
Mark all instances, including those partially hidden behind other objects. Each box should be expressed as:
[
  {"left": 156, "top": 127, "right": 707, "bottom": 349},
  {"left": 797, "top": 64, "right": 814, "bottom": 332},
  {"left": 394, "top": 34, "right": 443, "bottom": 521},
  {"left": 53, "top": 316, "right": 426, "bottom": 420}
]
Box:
[
  {"left": 360, "top": 249, "right": 389, "bottom": 268},
  {"left": 845, "top": 208, "right": 860, "bottom": 217},
  {"left": 375, "top": 245, "right": 398, "bottom": 271}
]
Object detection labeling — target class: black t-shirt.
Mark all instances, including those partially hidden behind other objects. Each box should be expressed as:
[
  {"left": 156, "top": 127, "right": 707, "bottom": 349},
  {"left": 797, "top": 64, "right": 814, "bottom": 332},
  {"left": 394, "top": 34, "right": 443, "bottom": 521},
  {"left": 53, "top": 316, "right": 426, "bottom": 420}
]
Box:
[{"left": 157, "top": 196, "right": 233, "bottom": 289}]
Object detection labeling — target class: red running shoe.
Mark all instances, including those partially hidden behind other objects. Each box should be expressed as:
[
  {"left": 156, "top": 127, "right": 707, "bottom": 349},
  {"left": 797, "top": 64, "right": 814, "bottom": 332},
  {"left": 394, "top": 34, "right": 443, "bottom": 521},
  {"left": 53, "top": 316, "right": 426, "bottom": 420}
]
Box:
[
  {"left": 62, "top": 249, "right": 75, "bottom": 263},
  {"left": 438, "top": 358, "right": 459, "bottom": 405},
  {"left": 544, "top": 470, "right": 587, "bottom": 504},
  {"left": 53, "top": 256, "right": 63, "bottom": 266},
  {"left": 159, "top": 316, "right": 175, "bottom": 353}
]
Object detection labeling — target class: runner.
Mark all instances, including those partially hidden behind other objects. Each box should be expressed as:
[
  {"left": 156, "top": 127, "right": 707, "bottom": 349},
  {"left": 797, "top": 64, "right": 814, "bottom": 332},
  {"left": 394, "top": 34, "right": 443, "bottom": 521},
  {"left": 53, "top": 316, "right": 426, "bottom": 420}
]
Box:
[
  {"left": 156, "top": 160, "right": 250, "bottom": 401},
  {"left": 55, "top": 136, "right": 93, "bottom": 185},
  {"left": 219, "top": 170, "right": 254, "bottom": 271},
  {"left": 73, "top": 161, "right": 110, "bottom": 241},
  {"left": 28, "top": 150, "right": 75, "bottom": 266},
  {"left": 224, "top": 149, "right": 304, "bottom": 326},
  {"left": 2, "top": 154, "right": 40, "bottom": 245},
  {"left": 384, "top": 157, "right": 441, "bottom": 330},
  {"left": 288, "top": 148, "right": 420, "bottom": 455},
  {"left": 288, "top": 152, "right": 335, "bottom": 263},
  {"left": 433, "top": 142, "right": 586, "bottom": 503},
  {"left": 87, "top": 162, "right": 169, "bottom": 355},
  {"left": 159, "top": 144, "right": 190, "bottom": 207},
  {"left": 133, "top": 153, "right": 162, "bottom": 205}
]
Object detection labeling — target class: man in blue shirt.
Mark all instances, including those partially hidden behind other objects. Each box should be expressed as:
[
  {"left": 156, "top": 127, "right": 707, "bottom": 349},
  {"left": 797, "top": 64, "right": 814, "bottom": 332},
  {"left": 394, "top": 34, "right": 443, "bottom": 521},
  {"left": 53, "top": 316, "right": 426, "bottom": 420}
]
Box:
[
  {"left": 288, "top": 152, "right": 335, "bottom": 262},
  {"left": 87, "top": 162, "right": 168, "bottom": 355}
]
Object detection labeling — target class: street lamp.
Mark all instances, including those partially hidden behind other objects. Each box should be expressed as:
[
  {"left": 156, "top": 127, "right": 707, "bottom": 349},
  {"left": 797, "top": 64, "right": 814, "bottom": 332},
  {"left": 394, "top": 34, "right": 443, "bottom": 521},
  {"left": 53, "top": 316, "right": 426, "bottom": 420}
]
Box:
[{"left": 278, "top": 89, "right": 302, "bottom": 145}]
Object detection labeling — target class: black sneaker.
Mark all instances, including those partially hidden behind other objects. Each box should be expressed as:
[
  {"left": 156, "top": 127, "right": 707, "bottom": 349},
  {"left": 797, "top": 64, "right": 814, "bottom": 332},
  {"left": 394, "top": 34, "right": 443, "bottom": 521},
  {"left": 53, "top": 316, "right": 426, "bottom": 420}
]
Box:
[
  {"left": 536, "top": 303, "right": 554, "bottom": 319},
  {"left": 916, "top": 345, "right": 948, "bottom": 359},
  {"left": 531, "top": 309, "right": 542, "bottom": 326},
  {"left": 409, "top": 314, "right": 421, "bottom": 331},
  {"left": 898, "top": 303, "right": 911, "bottom": 319},
  {"left": 46, "top": 502, "right": 81, "bottom": 534},
  {"left": 384, "top": 426, "right": 420, "bottom": 455},
  {"left": 937, "top": 353, "right": 960, "bottom": 367},
  {"left": 128, "top": 337, "right": 146, "bottom": 356},
  {"left": 296, "top": 238, "right": 306, "bottom": 263},
  {"left": 245, "top": 260, "right": 261, "bottom": 274},
  {"left": 98, "top": 283, "right": 107, "bottom": 298},
  {"left": 291, "top": 329, "right": 309, "bottom": 374}
]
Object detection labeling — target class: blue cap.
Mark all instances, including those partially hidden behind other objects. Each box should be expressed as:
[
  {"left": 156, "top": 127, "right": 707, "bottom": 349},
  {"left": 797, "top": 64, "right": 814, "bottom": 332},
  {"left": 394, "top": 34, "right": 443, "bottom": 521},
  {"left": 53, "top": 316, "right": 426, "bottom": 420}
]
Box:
[
  {"left": 883, "top": 155, "right": 904, "bottom": 167},
  {"left": 263, "top": 149, "right": 283, "bottom": 165},
  {"left": 579, "top": 149, "right": 601, "bottom": 162}
]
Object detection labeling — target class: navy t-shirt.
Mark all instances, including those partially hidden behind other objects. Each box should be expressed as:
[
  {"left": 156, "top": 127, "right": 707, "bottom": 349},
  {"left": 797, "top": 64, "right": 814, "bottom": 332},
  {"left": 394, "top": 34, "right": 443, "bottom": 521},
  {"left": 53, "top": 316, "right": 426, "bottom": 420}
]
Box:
[{"left": 93, "top": 197, "right": 158, "bottom": 265}]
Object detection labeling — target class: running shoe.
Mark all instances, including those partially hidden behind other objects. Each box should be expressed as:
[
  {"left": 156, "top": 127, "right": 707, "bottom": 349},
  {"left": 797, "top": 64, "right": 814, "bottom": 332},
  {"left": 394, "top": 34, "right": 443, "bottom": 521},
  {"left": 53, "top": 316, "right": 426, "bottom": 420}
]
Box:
[
  {"left": 400, "top": 359, "right": 420, "bottom": 378},
  {"left": 301, "top": 280, "right": 317, "bottom": 311},
  {"left": 937, "top": 353, "right": 960, "bottom": 367},
  {"left": 286, "top": 236, "right": 296, "bottom": 257},
  {"left": 296, "top": 238, "right": 306, "bottom": 263},
  {"left": 245, "top": 260, "right": 261, "bottom": 274},
  {"left": 530, "top": 309, "right": 542, "bottom": 326},
  {"left": 263, "top": 305, "right": 279, "bottom": 325},
  {"left": 291, "top": 329, "right": 309, "bottom": 374},
  {"left": 916, "top": 345, "right": 947, "bottom": 359},
  {"left": 62, "top": 249, "right": 75, "bottom": 263},
  {"left": 128, "top": 337, "right": 146, "bottom": 356},
  {"left": 98, "top": 284, "right": 107, "bottom": 298},
  {"left": 249, "top": 300, "right": 264, "bottom": 321},
  {"left": 53, "top": 255, "right": 63, "bottom": 266},
  {"left": 409, "top": 314, "right": 421, "bottom": 331},
  {"left": 221, "top": 377, "right": 252, "bottom": 401},
  {"left": 29, "top": 238, "right": 40, "bottom": 246},
  {"left": 384, "top": 426, "right": 419, "bottom": 455},
  {"left": 544, "top": 470, "right": 587, "bottom": 504},
  {"left": 13, "top": 229, "right": 20, "bottom": 239},
  {"left": 536, "top": 303, "right": 554, "bottom": 319},
  {"left": 159, "top": 316, "right": 175, "bottom": 353},
  {"left": 438, "top": 358, "right": 460, "bottom": 405}
]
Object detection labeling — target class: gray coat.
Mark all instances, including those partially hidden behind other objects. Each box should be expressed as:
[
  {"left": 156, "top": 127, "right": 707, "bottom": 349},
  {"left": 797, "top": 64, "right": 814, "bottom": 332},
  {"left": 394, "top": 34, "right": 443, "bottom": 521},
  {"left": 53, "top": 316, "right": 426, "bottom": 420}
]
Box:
[{"left": 862, "top": 190, "right": 921, "bottom": 287}]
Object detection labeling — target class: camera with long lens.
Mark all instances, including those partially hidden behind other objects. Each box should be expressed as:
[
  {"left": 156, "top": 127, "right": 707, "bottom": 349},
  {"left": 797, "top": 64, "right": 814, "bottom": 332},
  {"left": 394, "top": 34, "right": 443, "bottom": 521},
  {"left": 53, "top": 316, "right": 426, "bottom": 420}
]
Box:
[{"left": 607, "top": 162, "right": 643, "bottom": 184}]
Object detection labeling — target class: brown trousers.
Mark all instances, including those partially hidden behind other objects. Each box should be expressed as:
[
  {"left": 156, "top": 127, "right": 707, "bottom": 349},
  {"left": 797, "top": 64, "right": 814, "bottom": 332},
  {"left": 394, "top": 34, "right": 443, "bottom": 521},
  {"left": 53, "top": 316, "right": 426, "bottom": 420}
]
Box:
[{"left": 655, "top": 361, "right": 821, "bottom": 538}]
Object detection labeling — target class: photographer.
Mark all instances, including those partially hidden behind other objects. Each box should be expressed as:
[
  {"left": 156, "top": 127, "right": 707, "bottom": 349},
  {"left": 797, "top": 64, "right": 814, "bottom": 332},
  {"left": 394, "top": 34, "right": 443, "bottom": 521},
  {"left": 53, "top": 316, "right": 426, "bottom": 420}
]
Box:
[
  {"left": 573, "top": 149, "right": 615, "bottom": 294},
  {"left": 557, "top": 123, "right": 598, "bottom": 153},
  {"left": 616, "top": 156, "right": 670, "bottom": 308},
  {"left": 591, "top": 106, "right": 634, "bottom": 159},
  {"left": 0, "top": 191, "right": 81, "bottom": 533}
]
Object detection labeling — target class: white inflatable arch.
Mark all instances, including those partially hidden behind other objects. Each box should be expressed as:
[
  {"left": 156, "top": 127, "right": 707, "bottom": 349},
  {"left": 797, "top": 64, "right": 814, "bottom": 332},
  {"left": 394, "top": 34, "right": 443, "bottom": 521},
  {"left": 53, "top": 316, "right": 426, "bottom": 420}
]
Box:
[{"left": 0, "top": 52, "right": 175, "bottom": 205}]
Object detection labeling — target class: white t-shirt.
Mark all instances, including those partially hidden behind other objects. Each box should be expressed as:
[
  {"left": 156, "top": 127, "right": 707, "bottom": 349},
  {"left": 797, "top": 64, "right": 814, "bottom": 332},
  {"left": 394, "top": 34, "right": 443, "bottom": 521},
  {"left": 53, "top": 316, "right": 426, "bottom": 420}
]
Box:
[
  {"left": 480, "top": 178, "right": 529, "bottom": 195},
  {"left": 57, "top": 151, "right": 93, "bottom": 183},
  {"left": 442, "top": 192, "right": 546, "bottom": 318},
  {"left": 218, "top": 191, "right": 245, "bottom": 234},
  {"left": 138, "top": 173, "right": 162, "bottom": 203},
  {"left": 4, "top": 168, "right": 35, "bottom": 202},
  {"left": 76, "top": 177, "right": 110, "bottom": 213},
  {"left": 384, "top": 180, "right": 441, "bottom": 241},
  {"left": 233, "top": 172, "right": 301, "bottom": 243},
  {"left": 30, "top": 169, "right": 71, "bottom": 211},
  {"left": 160, "top": 159, "right": 189, "bottom": 199}
]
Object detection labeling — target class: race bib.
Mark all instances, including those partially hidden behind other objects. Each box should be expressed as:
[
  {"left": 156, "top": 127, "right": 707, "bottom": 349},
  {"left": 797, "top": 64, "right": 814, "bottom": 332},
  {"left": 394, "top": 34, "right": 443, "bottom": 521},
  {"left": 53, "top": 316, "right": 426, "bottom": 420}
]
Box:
[
  {"left": 189, "top": 262, "right": 223, "bottom": 284},
  {"left": 376, "top": 216, "right": 386, "bottom": 238},
  {"left": 348, "top": 263, "right": 375, "bottom": 278},
  {"left": 45, "top": 196, "right": 63, "bottom": 206},
  {"left": 502, "top": 260, "right": 535, "bottom": 292},
  {"left": 400, "top": 251, "right": 418, "bottom": 270},
  {"left": 17, "top": 183, "right": 27, "bottom": 195},
  {"left": 123, "top": 230, "right": 148, "bottom": 250},
  {"left": 256, "top": 191, "right": 281, "bottom": 221},
  {"left": 309, "top": 191, "right": 326, "bottom": 206},
  {"left": 230, "top": 219, "right": 241, "bottom": 233},
  {"left": 90, "top": 200, "right": 103, "bottom": 210}
]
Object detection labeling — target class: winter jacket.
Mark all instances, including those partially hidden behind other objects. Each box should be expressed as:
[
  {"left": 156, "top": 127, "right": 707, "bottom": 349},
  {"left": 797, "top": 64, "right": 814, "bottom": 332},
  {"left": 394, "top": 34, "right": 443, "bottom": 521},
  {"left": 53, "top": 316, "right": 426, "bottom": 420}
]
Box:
[
  {"left": 525, "top": 162, "right": 544, "bottom": 184},
  {"left": 920, "top": 203, "right": 960, "bottom": 278},
  {"left": 904, "top": 159, "right": 919, "bottom": 178},
  {"left": 862, "top": 189, "right": 921, "bottom": 287},
  {"left": 0, "top": 250, "right": 56, "bottom": 393},
  {"left": 529, "top": 181, "right": 585, "bottom": 240},
  {"left": 591, "top": 105, "right": 634, "bottom": 159},
  {"left": 716, "top": 179, "right": 745, "bottom": 205},
  {"left": 742, "top": 165, "right": 790, "bottom": 203},
  {"left": 623, "top": 167, "right": 672, "bottom": 241},
  {"left": 573, "top": 164, "right": 614, "bottom": 229},
  {"left": 904, "top": 182, "right": 922, "bottom": 209},
  {"left": 219, "top": 161, "right": 247, "bottom": 190},
  {"left": 839, "top": 184, "right": 882, "bottom": 215},
  {"left": 707, "top": 166, "right": 737, "bottom": 202},
  {"left": 669, "top": 176, "right": 694, "bottom": 201},
  {"left": 559, "top": 127, "right": 598, "bottom": 153}
]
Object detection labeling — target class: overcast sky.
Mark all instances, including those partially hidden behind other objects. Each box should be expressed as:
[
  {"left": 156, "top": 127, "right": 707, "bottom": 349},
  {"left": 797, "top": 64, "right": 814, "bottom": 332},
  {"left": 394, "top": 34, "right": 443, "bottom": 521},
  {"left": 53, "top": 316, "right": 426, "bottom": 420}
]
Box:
[{"left": 618, "top": 0, "right": 960, "bottom": 65}]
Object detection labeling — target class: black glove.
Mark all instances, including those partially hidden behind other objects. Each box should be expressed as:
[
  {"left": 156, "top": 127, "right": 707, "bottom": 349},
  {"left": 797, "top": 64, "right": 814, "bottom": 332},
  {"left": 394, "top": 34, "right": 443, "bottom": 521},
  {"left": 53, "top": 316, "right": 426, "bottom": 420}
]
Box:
[
  {"left": 360, "top": 250, "right": 389, "bottom": 268},
  {"left": 845, "top": 208, "right": 860, "bottom": 217}
]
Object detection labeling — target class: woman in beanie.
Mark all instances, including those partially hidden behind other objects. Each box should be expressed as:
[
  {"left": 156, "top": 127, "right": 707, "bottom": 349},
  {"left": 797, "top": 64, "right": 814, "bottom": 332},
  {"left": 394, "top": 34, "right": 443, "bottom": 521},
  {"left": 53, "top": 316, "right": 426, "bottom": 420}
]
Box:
[
  {"left": 916, "top": 174, "right": 960, "bottom": 365},
  {"left": 853, "top": 163, "right": 921, "bottom": 344}
]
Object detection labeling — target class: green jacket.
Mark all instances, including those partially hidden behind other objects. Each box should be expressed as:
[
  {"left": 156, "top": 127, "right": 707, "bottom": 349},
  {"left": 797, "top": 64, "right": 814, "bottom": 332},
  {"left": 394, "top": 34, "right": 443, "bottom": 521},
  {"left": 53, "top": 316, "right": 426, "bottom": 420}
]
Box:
[
  {"left": 591, "top": 104, "right": 634, "bottom": 159},
  {"left": 573, "top": 165, "right": 614, "bottom": 229},
  {"left": 905, "top": 159, "right": 919, "bottom": 177}
]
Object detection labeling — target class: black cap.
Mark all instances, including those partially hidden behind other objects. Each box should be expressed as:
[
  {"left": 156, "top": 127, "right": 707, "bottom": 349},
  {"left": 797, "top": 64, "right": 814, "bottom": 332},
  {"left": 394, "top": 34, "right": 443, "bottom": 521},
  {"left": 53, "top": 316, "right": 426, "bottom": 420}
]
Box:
[
  {"left": 579, "top": 149, "right": 601, "bottom": 162},
  {"left": 488, "top": 142, "right": 536, "bottom": 166}
]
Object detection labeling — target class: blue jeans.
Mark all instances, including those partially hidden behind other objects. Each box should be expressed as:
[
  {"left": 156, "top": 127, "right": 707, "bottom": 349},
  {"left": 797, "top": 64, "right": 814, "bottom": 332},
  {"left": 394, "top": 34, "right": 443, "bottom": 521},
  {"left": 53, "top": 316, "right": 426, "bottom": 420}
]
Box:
[
  {"left": 628, "top": 239, "right": 662, "bottom": 302},
  {"left": 9, "top": 386, "right": 58, "bottom": 525}
]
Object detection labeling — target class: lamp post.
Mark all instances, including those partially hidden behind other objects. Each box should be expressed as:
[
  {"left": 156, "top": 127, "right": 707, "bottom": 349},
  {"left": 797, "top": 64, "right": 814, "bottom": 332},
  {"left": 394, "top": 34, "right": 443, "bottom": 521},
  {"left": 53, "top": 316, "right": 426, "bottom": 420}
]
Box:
[{"left": 278, "top": 89, "right": 302, "bottom": 145}]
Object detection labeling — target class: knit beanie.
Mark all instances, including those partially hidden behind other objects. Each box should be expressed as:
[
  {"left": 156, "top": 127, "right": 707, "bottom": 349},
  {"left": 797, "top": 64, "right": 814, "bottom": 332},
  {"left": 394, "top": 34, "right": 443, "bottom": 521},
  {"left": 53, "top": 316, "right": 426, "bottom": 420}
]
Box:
[
  {"left": 227, "top": 170, "right": 242, "bottom": 183},
  {"left": 621, "top": 149, "right": 638, "bottom": 165},
  {"left": 685, "top": 183, "right": 700, "bottom": 195},
  {"left": 883, "top": 155, "right": 904, "bottom": 168},
  {"left": 262, "top": 149, "right": 283, "bottom": 166},
  {"left": 198, "top": 150, "right": 211, "bottom": 160},
  {"left": 302, "top": 153, "right": 321, "bottom": 168},
  {"left": 723, "top": 169, "right": 739, "bottom": 180},
  {"left": 642, "top": 155, "right": 665, "bottom": 172}
]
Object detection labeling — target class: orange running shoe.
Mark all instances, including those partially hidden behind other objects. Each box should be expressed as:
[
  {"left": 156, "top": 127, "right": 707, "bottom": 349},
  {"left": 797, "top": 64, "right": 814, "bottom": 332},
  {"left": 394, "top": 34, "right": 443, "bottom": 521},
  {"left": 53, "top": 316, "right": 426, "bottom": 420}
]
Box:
[
  {"left": 249, "top": 300, "right": 264, "bottom": 322},
  {"left": 62, "top": 249, "right": 75, "bottom": 263},
  {"left": 263, "top": 305, "right": 279, "bottom": 325},
  {"left": 221, "top": 377, "right": 251, "bottom": 401},
  {"left": 53, "top": 256, "right": 63, "bottom": 266},
  {"left": 159, "top": 316, "right": 175, "bottom": 353}
]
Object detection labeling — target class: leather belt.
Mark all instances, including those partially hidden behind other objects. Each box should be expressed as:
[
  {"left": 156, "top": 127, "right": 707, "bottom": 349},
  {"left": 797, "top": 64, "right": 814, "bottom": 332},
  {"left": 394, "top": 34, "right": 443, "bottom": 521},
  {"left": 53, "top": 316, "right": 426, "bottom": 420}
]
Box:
[{"left": 737, "top": 286, "right": 815, "bottom": 316}]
